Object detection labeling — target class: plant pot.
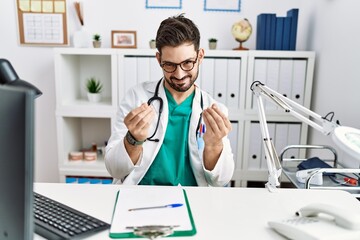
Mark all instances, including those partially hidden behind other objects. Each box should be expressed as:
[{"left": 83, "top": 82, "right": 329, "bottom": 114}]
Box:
[
  {"left": 87, "top": 92, "right": 101, "bottom": 103},
  {"left": 149, "top": 40, "right": 156, "bottom": 49},
  {"left": 93, "top": 41, "right": 101, "bottom": 48},
  {"left": 209, "top": 42, "right": 217, "bottom": 50}
]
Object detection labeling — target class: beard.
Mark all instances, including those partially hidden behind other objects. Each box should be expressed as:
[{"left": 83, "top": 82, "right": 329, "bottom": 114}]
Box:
[{"left": 164, "top": 68, "right": 199, "bottom": 93}]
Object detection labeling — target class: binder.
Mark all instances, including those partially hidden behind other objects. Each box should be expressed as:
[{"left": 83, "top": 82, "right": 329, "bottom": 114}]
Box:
[
  {"left": 274, "top": 17, "right": 285, "bottom": 51},
  {"left": 265, "top": 59, "right": 280, "bottom": 110},
  {"left": 137, "top": 57, "right": 150, "bottom": 83},
  {"left": 268, "top": 14, "right": 277, "bottom": 50},
  {"left": 150, "top": 57, "right": 162, "bottom": 82},
  {"left": 282, "top": 17, "right": 292, "bottom": 50},
  {"left": 213, "top": 58, "right": 228, "bottom": 105},
  {"left": 123, "top": 57, "right": 137, "bottom": 94},
  {"left": 287, "top": 8, "right": 299, "bottom": 50},
  {"left": 291, "top": 59, "right": 307, "bottom": 105},
  {"left": 248, "top": 122, "right": 262, "bottom": 170},
  {"left": 265, "top": 14, "right": 276, "bottom": 50},
  {"left": 200, "top": 58, "right": 215, "bottom": 96},
  {"left": 252, "top": 59, "right": 268, "bottom": 110},
  {"left": 227, "top": 59, "right": 241, "bottom": 108},
  {"left": 109, "top": 187, "right": 196, "bottom": 238},
  {"left": 229, "top": 121, "right": 239, "bottom": 168},
  {"left": 286, "top": 123, "right": 301, "bottom": 159},
  {"left": 256, "top": 14, "right": 267, "bottom": 50},
  {"left": 260, "top": 122, "right": 276, "bottom": 170},
  {"left": 278, "top": 59, "right": 293, "bottom": 99},
  {"left": 274, "top": 123, "right": 289, "bottom": 156}
]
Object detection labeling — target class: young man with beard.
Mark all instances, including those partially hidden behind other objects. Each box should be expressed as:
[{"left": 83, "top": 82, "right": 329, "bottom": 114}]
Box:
[{"left": 105, "top": 14, "right": 234, "bottom": 186}]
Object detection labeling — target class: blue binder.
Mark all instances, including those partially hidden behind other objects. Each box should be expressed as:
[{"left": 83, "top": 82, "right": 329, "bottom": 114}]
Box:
[
  {"left": 287, "top": 8, "right": 299, "bottom": 50},
  {"left": 256, "top": 14, "right": 267, "bottom": 50},
  {"left": 282, "top": 16, "right": 292, "bottom": 50},
  {"left": 274, "top": 17, "right": 284, "bottom": 51}
]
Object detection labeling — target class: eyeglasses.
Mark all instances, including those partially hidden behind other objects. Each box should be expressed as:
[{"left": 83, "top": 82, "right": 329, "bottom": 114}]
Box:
[{"left": 160, "top": 51, "right": 199, "bottom": 73}]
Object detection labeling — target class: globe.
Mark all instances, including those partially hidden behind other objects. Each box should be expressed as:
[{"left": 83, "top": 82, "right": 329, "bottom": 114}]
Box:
[{"left": 231, "top": 18, "right": 252, "bottom": 50}]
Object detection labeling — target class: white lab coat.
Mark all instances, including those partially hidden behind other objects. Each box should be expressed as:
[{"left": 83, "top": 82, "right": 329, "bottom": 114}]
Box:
[{"left": 105, "top": 79, "right": 234, "bottom": 186}]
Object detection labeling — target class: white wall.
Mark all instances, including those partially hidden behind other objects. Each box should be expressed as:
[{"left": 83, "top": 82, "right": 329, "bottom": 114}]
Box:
[{"left": 1, "top": 0, "right": 359, "bottom": 182}]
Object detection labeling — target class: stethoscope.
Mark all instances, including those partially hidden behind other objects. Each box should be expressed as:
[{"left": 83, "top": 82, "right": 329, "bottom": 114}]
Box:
[{"left": 146, "top": 78, "right": 204, "bottom": 143}]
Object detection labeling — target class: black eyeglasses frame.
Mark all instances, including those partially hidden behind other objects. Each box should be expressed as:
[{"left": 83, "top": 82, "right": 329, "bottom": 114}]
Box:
[{"left": 159, "top": 51, "right": 199, "bottom": 73}]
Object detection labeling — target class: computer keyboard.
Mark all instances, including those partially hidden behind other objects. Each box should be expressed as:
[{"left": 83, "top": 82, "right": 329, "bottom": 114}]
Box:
[{"left": 34, "top": 192, "right": 110, "bottom": 239}]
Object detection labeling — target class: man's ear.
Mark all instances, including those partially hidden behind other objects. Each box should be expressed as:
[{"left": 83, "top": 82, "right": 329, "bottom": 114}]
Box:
[
  {"left": 198, "top": 48, "right": 205, "bottom": 64},
  {"left": 155, "top": 52, "right": 161, "bottom": 65}
]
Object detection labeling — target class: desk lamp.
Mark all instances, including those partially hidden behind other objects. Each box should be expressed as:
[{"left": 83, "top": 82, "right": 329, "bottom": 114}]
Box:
[
  {"left": 250, "top": 81, "right": 360, "bottom": 192},
  {"left": 0, "top": 58, "right": 42, "bottom": 97}
]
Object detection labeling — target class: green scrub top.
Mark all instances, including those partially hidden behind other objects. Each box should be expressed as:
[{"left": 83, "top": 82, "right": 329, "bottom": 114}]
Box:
[{"left": 139, "top": 88, "right": 197, "bottom": 186}]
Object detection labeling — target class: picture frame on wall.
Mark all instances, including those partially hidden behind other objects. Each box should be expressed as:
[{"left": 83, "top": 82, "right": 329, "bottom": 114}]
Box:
[
  {"left": 111, "top": 30, "right": 137, "bottom": 48},
  {"left": 204, "top": 0, "right": 241, "bottom": 12}
]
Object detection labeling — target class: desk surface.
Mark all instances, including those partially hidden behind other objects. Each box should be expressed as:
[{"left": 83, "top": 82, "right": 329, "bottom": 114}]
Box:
[{"left": 34, "top": 183, "right": 360, "bottom": 239}]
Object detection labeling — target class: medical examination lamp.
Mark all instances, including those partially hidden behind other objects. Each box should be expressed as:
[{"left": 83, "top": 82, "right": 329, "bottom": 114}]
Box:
[
  {"left": 0, "top": 58, "right": 42, "bottom": 97},
  {"left": 250, "top": 81, "right": 360, "bottom": 192}
]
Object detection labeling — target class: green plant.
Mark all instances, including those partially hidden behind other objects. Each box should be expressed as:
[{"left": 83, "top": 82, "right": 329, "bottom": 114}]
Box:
[
  {"left": 86, "top": 77, "right": 103, "bottom": 93},
  {"left": 208, "top": 38, "right": 217, "bottom": 43},
  {"left": 93, "top": 34, "right": 101, "bottom": 42}
]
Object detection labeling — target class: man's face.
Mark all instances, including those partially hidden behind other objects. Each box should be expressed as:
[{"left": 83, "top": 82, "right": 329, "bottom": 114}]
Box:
[{"left": 157, "top": 43, "right": 204, "bottom": 93}]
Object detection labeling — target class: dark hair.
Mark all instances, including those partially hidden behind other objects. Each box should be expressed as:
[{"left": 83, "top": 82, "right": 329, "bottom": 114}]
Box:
[{"left": 156, "top": 14, "right": 200, "bottom": 53}]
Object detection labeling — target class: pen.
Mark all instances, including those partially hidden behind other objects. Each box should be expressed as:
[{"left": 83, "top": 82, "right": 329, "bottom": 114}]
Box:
[{"left": 128, "top": 203, "right": 183, "bottom": 211}]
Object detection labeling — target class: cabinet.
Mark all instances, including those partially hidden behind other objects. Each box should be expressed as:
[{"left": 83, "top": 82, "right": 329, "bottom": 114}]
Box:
[{"left": 54, "top": 48, "right": 315, "bottom": 185}]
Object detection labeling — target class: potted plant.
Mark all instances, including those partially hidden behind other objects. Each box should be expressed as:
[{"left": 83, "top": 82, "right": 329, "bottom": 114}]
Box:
[
  {"left": 86, "top": 77, "right": 103, "bottom": 102},
  {"left": 149, "top": 39, "right": 156, "bottom": 49},
  {"left": 92, "top": 34, "right": 101, "bottom": 48},
  {"left": 208, "top": 38, "right": 217, "bottom": 50}
]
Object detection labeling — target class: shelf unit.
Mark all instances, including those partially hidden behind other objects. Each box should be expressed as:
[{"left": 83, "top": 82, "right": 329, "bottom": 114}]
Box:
[{"left": 54, "top": 48, "right": 315, "bottom": 185}]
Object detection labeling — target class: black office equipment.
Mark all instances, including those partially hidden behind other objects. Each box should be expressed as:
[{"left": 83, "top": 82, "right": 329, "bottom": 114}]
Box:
[
  {"left": 0, "top": 85, "right": 35, "bottom": 240},
  {"left": 0, "top": 60, "right": 109, "bottom": 240},
  {"left": 34, "top": 192, "right": 110, "bottom": 239}
]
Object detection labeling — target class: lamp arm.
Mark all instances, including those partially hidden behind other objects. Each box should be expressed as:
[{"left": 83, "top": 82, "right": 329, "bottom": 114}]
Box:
[
  {"left": 250, "top": 81, "right": 339, "bottom": 191},
  {"left": 255, "top": 93, "right": 282, "bottom": 192},
  {"left": 251, "top": 81, "right": 339, "bottom": 135}
]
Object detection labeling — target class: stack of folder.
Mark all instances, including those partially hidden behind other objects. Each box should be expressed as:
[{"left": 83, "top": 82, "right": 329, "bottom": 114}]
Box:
[{"left": 256, "top": 9, "right": 299, "bottom": 51}]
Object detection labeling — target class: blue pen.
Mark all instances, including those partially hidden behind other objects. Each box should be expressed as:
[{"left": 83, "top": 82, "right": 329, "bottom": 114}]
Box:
[{"left": 128, "top": 203, "right": 183, "bottom": 211}]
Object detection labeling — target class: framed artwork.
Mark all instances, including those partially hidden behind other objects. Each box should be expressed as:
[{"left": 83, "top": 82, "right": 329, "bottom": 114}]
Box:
[
  {"left": 146, "top": 0, "right": 182, "bottom": 9},
  {"left": 16, "top": 0, "right": 68, "bottom": 45},
  {"left": 111, "top": 31, "right": 137, "bottom": 48},
  {"left": 204, "top": 0, "right": 241, "bottom": 12}
]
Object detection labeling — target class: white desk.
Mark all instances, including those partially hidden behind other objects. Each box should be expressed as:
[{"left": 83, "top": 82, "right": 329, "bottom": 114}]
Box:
[{"left": 34, "top": 183, "right": 360, "bottom": 239}]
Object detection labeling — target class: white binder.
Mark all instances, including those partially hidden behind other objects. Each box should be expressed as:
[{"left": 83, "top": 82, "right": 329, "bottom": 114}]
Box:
[
  {"left": 265, "top": 59, "right": 280, "bottom": 110},
  {"left": 252, "top": 59, "right": 268, "bottom": 109},
  {"left": 274, "top": 123, "right": 289, "bottom": 157},
  {"left": 260, "top": 122, "right": 276, "bottom": 170},
  {"left": 278, "top": 59, "right": 293, "bottom": 100},
  {"left": 228, "top": 121, "right": 239, "bottom": 168},
  {"left": 291, "top": 59, "right": 307, "bottom": 105},
  {"left": 123, "top": 57, "right": 137, "bottom": 95},
  {"left": 226, "top": 59, "right": 241, "bottom": 109},
  {"left": 150, "top": 57, "right": 162, "bottom": 82},
  {"left": 137, "top": 57, "right": 150, "bottom": 83},
  {"left": 200, "top": 58, "right": 215, "bottom": 96},
  {"left": 213, "top": 58, "right": 228, "bottom": 105},
  {"left": 248, "top": 122, "right": 262, "bottom": 170},
  {"left": 286, "top": 123, "right": 301, "bottom": 159}
]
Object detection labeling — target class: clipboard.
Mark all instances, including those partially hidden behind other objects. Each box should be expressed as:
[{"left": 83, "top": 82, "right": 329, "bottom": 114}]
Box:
[{"left": 109, "top": 186, "right": 196, "bottom": 238}]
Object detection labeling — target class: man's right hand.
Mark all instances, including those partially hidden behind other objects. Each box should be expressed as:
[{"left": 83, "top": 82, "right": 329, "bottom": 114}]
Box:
[{"left": 124, "top": 102, "right": 156, "bottom": 142}]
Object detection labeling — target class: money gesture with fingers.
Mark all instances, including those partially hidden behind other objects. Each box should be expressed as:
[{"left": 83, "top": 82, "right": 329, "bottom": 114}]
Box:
[{"left": 124, "top": 103, "right": 156, "bottom": 142}]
